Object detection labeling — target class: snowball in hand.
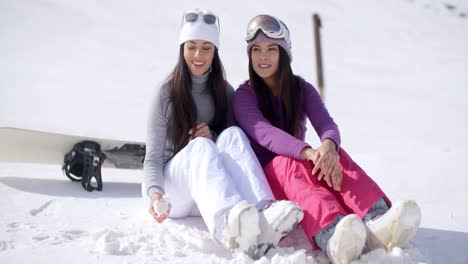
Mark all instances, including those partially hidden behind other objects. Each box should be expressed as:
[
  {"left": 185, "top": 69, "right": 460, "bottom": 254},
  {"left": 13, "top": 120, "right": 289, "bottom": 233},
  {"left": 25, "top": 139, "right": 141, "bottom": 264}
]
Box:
[{"left": 153, "top": 194, "right": 170, "bottom": 215}]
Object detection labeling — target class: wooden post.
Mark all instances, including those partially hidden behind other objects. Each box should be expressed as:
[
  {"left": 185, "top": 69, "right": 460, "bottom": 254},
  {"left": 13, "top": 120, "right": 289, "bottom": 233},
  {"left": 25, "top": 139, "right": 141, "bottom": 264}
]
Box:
[{"left": 313, "top": 14, "right": 324, "bottom": 99}]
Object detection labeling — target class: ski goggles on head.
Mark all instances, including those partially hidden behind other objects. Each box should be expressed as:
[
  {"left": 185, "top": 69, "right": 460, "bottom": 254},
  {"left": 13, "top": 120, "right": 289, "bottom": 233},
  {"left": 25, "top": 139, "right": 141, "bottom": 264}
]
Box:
[
  {"left": 182, "top": 10, "right": 220, "bottom": 32},
  {"left": 182, "top": 9, "right": 221, "bottom": 32},
  {"left": 183, "top": 12, "right": 217, "bottom": 24},
  {"left": 245, "top": 15, "right": 290, "bottom": 45}
]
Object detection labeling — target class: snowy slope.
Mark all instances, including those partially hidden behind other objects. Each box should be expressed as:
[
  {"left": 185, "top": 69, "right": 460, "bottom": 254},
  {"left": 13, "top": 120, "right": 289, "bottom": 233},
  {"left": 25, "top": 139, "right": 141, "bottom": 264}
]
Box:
[{"left": 1, "top": 0, "right": 468, "bottom": 263}]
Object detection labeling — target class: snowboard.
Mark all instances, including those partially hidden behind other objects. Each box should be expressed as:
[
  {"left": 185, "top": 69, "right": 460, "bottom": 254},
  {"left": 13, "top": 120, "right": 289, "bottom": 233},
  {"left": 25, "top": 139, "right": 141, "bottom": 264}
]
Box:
[{"left": 0, "top": 127, "right": 145, "bottom": 169}]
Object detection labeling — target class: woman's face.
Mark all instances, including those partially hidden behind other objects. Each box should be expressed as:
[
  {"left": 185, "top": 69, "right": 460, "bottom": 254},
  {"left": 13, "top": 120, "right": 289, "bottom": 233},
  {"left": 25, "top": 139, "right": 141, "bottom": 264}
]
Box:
[
  {"left": 250, "top": 41, "right": 280, "bottom": 82},
  {"left": 184, "top": 40, "right": 215, "bottom": 76}
]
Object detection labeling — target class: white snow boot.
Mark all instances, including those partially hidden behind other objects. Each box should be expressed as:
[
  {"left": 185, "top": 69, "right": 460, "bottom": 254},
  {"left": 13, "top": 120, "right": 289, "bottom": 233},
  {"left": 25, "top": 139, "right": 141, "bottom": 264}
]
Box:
[
  {"left": 257, "top": 200, "right": 304, "bottom": 255},
  {"left": 365, "top": 200, "right": 421, "bottom": 251},
  {"left": 326, "top": 214, "right": 366, "bottom": 264},
  {"left": 223, "top": 200, "right": 260, "bottom": 257}
]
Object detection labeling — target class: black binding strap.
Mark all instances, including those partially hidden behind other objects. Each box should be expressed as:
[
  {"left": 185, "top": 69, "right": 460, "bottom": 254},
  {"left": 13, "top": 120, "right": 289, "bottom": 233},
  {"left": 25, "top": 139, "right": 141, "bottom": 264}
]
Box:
[{"left": 62, "top": 141, "right": 107, "bottom": 192}]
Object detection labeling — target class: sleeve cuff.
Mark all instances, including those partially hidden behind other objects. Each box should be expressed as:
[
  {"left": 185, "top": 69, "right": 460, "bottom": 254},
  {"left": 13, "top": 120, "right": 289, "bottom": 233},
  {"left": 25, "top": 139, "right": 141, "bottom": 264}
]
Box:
[
  {"left": 147, "top": 185, "right": 165, "bottom": 198},
  {"left": 294, "top": 142, "right": 311, "bottom": 160},
  {"left": 322, "top": 137, "right": 340, "bottom": 150}
]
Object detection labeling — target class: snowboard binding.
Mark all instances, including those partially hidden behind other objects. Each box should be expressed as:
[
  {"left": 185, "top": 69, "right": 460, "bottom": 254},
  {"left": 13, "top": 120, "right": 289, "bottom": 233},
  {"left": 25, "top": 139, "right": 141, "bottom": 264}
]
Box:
[{"left": 62, "top": 141, "right": 107, "bottom": 192}]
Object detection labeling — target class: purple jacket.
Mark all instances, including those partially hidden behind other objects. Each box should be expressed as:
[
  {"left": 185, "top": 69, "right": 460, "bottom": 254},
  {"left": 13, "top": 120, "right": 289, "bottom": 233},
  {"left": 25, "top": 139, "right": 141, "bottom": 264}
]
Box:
[{"left": 232, "top": 76, "right": 341, "bottom": 167}]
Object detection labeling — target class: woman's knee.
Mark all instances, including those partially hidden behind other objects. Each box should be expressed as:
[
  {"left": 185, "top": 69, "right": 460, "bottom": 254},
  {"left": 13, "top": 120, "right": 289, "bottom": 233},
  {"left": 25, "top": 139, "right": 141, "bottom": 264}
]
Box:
[
  {"left": 223, "top": 126, "right": 245, "bottom": 136},
  {"left": 187, "top": 137, "right": 217, "bottom": 153},
  {"left": 217, "top": 126, "right": 249, "bottom": 144}
]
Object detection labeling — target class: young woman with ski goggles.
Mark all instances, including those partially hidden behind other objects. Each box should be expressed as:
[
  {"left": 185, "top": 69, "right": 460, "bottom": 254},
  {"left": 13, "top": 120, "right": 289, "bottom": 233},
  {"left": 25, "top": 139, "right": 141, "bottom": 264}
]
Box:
[{"left": 233, "top": 14, "right": 422, "bottom": 264}]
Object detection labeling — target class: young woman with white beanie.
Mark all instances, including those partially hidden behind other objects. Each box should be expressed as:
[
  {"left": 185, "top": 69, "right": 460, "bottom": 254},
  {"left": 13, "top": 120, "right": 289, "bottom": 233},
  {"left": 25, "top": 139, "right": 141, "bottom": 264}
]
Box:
[{"left": 142, "top": 9, "right": 304, "bottom": 258}]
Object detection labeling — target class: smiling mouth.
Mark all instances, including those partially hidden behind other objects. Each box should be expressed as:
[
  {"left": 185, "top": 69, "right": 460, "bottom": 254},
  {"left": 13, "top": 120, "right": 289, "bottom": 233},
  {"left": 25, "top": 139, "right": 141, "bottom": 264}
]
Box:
[
  {"left": 258, "top": 64, "right": 271, "bottom": 69},
  {"left": 192, "top": 61, "right": 205, "bottom": 67}
]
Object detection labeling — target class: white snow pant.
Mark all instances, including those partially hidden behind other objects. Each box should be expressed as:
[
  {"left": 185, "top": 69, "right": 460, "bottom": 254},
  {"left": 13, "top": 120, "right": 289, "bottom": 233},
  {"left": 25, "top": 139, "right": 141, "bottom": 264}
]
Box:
[{"left": 142, "top": 126, "right": 274, "bottom": 243}]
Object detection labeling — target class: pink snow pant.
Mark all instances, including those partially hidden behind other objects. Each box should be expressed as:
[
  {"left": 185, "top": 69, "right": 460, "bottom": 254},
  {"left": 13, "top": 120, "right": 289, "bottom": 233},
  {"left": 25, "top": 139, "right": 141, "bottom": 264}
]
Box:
[{"left": 263, "top": 148, "right": 391, "bottom": 249}]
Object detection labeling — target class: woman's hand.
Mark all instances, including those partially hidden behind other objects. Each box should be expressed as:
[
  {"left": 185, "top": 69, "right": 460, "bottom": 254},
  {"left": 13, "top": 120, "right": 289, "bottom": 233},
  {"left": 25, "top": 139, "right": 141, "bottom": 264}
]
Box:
[
  {"left": 149, "top": 193, "right": 172, "bottom": 223},
  {"left": 300, "top": 147, "right": 335, "bottom": 186},
  {"left": 301, "top": 139, "right": 342, "bottom": 191},
  {"left": 312, "top": 139, "right": 341, "bottom": 191},
  {"left": 189, "top": 122, "right": 214, "bottom": 141},
  {"left": 329, "top": 163, "right": 343, "bottom": 192}
]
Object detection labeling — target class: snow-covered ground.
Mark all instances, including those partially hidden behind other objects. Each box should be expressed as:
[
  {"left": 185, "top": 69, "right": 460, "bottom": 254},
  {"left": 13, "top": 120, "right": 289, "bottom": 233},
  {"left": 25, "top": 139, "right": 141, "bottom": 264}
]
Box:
[{"left": 1, "top": 0, "right": 468, "bottom": 263}]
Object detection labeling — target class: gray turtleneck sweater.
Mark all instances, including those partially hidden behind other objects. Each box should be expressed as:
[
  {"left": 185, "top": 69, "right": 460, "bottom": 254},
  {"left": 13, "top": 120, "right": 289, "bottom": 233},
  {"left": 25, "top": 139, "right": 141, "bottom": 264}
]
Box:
[{"left": 143, "top": 72, "right": 235, "bottom": 198}]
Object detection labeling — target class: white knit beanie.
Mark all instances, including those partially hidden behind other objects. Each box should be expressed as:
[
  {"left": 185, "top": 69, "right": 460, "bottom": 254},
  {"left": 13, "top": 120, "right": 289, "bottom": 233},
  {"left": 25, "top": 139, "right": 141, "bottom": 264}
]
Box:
[{"left": 179, "top": 9, "right": 220, "bottom": 48}]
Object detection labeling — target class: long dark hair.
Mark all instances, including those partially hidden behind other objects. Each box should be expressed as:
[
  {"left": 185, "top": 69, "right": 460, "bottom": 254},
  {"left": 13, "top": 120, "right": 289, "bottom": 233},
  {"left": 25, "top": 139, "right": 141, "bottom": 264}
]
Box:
[
  {"left": 166, "top": 44, "right": 227, "bottom": 155},
  {"left": 248, "top": 46, "right": 301, "bottom": 136}
]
